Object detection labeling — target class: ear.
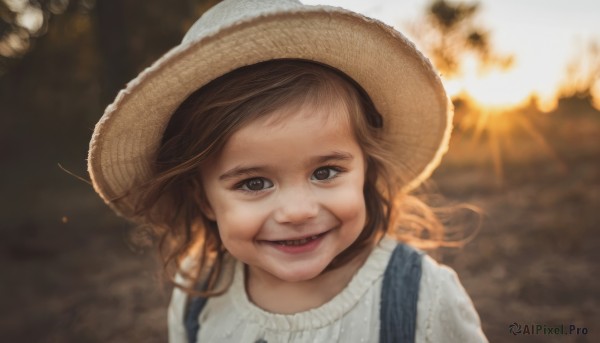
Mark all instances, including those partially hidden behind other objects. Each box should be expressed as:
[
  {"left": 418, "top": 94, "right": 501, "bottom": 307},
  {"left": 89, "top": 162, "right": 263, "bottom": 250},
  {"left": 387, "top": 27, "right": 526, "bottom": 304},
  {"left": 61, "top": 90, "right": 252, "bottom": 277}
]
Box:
[
  {"left": 194, "top": 177, "right": 216, "bottom": 221},
  {"left": 199, "top": 199, "right": 216, "bottom": 221}
]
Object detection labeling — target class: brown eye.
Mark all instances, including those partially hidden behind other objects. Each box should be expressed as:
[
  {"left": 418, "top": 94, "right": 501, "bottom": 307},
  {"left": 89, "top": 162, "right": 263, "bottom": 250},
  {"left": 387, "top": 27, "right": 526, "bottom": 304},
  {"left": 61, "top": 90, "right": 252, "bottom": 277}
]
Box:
[
  {"left": 311, "top": 167, "right": 343, "bottom": 181},
  {"left": 240, "top": 178, "right": 273, "bottom": 192},
  {"left": 313, "top": 168, "right": 331, "bottom": 180},
  {"left": 246, "top": 178, "right": 265, "bottom": 190}
]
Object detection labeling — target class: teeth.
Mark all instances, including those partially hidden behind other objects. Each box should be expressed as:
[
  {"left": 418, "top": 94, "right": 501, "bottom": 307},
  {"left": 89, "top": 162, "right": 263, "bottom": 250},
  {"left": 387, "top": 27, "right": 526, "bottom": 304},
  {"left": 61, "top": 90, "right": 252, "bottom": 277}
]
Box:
[{"left": 277, "top": 234, "right": 320, "bottom": 246}]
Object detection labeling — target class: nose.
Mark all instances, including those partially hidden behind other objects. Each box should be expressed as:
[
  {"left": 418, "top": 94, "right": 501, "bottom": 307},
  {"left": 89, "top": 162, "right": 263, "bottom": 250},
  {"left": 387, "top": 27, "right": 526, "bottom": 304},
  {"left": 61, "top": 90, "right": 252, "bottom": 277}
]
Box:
[{"left": 273, "top": 185, "right": 319, "bottom": 224}]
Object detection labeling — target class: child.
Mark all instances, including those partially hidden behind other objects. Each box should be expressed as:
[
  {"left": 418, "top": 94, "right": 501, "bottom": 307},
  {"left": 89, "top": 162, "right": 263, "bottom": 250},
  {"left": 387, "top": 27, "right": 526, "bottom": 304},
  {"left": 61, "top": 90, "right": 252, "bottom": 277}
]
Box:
[{"left": 88, "top": 0, "right": 487, "bottom": 342}]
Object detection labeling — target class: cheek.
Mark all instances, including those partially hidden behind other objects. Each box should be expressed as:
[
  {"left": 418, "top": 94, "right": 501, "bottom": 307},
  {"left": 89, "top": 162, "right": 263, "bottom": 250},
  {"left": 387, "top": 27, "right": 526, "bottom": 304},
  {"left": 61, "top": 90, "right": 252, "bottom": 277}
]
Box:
[
  {"left": 213, "top": 200, "right": 269, "bottom": 241},
  {"left": 324, "top": 179, "right": 367, "bottom": 227},
  {"left": 339, "top": 192, "right": 367, "bottom": 226}
]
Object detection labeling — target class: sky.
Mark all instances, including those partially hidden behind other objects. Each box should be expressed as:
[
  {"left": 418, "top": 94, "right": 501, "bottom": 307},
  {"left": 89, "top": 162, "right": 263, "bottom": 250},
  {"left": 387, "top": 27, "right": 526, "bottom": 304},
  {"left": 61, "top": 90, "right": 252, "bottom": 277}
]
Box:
[{"left": 301, "top": 0, "right": 600, "bottom": 110}]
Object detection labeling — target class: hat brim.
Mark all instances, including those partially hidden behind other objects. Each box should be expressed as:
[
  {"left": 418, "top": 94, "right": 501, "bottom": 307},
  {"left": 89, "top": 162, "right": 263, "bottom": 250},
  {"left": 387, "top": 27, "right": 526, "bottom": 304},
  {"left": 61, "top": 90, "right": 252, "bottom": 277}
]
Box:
[{"left": 88, "top": 6, "right": 452, "bottom": 219}]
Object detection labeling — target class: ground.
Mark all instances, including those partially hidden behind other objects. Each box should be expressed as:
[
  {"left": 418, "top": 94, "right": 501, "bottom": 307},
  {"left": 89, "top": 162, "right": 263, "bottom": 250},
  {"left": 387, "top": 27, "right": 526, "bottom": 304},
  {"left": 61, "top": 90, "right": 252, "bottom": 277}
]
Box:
[{"left": 1, "top": 109, "right": 598, "bottom": 342}]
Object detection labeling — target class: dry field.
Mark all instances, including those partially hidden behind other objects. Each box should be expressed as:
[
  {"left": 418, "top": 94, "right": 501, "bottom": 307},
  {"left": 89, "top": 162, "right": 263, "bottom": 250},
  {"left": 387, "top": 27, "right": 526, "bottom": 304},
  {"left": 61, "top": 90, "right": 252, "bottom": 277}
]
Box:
[{"left": 434, "top": 110, "right": 599, "bottom": 342}]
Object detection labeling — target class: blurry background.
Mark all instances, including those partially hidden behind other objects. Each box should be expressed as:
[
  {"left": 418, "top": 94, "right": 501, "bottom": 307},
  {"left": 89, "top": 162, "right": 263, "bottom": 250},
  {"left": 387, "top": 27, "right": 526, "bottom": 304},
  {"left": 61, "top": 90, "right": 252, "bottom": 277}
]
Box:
[{"left": 1, "top": 0, "right": 598, "bottom": 341}]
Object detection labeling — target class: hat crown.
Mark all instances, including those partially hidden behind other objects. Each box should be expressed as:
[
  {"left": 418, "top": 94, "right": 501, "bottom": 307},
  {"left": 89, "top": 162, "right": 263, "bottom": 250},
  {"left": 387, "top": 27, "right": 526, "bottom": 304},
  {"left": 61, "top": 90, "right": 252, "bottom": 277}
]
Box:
[{"left": 182, "top": 0, "right": 303, "bottom": 44}]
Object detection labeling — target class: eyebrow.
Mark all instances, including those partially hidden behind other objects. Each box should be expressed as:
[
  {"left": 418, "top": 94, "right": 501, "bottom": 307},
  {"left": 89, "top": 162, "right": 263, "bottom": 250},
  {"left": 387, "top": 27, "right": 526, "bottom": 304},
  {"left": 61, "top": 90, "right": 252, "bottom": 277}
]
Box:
[
  {"left": 218, "top": 151, "right": 354, "bottom": 181},
  {"left": 219, "top": 166, "right": 267, "bottom": 181},
  {"left": 311, "top": 151, "right": 354, "bottom": 165}
]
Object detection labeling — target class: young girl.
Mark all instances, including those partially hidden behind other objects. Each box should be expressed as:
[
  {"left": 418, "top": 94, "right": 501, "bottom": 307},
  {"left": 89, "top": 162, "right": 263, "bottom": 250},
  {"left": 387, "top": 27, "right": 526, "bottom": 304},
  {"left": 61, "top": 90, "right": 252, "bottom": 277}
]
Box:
[{"left": 88, "top": 0, "right": 487, "bottom": 342}]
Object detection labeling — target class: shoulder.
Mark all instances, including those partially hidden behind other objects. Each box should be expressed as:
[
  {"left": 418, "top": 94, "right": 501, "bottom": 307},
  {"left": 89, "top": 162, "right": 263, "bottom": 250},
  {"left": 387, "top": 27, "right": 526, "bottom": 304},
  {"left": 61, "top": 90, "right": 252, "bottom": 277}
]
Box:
[
  {"left": 168, "top": 284, "right": 189, "bottom": 342},
  {"left": 167, "top": 254, "right": 198, "bottom": 343},
  {"left": 168, "top": 253, "right": 237, "bottom": 343},
  {"left": 416, "top": 255, "right": 488, "bottom": 342}
]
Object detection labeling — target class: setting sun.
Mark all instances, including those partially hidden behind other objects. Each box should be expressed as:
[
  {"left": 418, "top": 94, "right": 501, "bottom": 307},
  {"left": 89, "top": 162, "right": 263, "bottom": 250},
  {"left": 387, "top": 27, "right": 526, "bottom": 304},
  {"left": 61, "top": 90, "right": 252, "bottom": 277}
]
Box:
[{"left": 444, "top": 56, "right": 538, "bottom": 111}]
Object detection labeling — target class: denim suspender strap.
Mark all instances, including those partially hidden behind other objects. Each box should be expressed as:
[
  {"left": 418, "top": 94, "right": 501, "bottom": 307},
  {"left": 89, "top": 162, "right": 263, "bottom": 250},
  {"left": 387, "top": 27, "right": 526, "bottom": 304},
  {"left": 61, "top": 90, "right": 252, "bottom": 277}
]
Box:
[
  {"left": 185, "top": 294, "right": 207, "bottom": 343},
  {"left": 379, "top": 243, "right": 424, "bottom": 343}
]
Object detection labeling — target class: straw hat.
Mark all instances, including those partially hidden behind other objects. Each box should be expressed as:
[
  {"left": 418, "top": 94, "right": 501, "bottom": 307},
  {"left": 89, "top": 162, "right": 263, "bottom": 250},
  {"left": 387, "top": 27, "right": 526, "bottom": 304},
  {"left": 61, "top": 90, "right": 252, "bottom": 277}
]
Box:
[{"left": 88, "top": 0, "right": 452, "bottom": 219}]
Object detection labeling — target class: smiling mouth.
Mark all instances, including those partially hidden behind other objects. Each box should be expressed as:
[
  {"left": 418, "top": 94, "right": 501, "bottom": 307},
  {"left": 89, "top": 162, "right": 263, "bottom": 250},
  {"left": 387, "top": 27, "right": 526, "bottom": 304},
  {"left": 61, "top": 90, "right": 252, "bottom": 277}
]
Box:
[{"left": 266, "top": 231, "right": 329, "bottom": 247}]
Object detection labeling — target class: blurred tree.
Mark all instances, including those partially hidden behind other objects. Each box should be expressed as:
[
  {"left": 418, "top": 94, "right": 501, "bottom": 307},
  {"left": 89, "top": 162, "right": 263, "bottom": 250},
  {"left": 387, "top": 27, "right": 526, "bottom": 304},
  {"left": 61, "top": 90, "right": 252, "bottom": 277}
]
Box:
[
  {"left": 1, "top": 0, "right": 51, "bottom": 75},
  {"left": 92, "top": 0, "right": 221, "bottom": 103},
  {"left": 1, "top": 0, "right": 221, "bottom": 76},
  {"left": 409, "top": 0, "right": 513, "bottom": 77},
  {"left": 0, "top": 0, "right": 220, "bottom": 168},
  {"left": 0, "top": 0, "right": 98, "bottom": 164},
  {"left": 557, "top": 39, "right": 600, "bottom": 111}
]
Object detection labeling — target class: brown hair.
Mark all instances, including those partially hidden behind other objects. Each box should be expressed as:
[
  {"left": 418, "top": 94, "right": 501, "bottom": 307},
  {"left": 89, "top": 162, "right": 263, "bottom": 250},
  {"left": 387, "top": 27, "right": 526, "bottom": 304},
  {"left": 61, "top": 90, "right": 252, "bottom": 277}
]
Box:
[{"left": 133, "top": 59, "right": 452, "bottom": 296}]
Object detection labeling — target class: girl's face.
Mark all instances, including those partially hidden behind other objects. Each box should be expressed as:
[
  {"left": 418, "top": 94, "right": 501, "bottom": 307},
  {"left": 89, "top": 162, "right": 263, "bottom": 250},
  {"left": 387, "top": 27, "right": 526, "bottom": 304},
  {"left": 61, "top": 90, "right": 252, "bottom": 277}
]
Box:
[{"left": 200, "top": 101, "right": 367, "bottom": 284}]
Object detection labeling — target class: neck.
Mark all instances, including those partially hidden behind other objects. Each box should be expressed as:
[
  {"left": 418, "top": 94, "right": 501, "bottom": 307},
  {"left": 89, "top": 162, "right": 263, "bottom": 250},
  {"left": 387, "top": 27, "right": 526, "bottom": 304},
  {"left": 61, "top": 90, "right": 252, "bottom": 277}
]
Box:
[{"left": 245, "top": 244, "right": 374, "bottom": 314}]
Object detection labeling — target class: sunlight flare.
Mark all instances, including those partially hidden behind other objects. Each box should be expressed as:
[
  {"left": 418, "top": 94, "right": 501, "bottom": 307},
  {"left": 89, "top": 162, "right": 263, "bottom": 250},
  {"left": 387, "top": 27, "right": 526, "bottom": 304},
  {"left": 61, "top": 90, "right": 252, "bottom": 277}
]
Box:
[{"left": 444, "top": 56, "right": 561, "bottom": 112}]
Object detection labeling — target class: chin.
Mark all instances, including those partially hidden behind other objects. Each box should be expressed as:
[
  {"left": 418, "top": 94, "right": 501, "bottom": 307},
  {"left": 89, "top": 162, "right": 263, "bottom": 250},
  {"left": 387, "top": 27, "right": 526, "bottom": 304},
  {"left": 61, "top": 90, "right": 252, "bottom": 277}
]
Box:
[{"left": 273, "top": 262, "right": 330, "bottom": 283}]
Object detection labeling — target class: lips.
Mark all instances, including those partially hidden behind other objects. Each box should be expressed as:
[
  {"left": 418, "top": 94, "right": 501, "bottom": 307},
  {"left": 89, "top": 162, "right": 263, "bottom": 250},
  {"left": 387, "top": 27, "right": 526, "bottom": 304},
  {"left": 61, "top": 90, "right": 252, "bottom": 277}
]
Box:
[
  {"left": 260, "top": 230, "right": 330, "bottom": 250},
  {"left": 274, "top": 234, "right": 321, "bottom": 246}
]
